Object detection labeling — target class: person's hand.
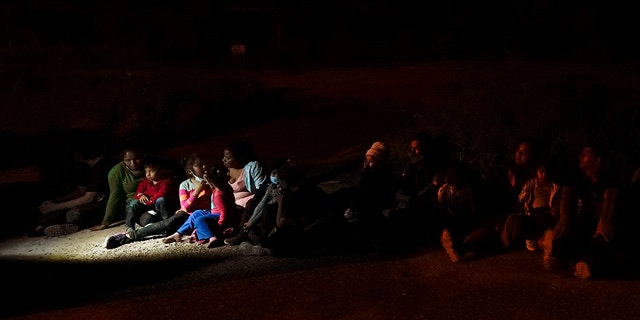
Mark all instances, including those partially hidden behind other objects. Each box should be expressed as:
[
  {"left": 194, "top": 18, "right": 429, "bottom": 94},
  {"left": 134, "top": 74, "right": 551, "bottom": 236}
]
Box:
[
  {"left": 193, "top": 179, "right": 205, "bottom": 193},
  {"left": 274, "top": 194, "right": 283, "bottom": 206},
  {"left": 139, "top": 195, "right": 150, "bottom": 204},
  {"left": 202, "top": 173, "right": 210, "bottom": 185},
  {"left": 594, "top": 219, "right": 613, "bottom": 242},
  {"left": 38, "top": 202, "right": 60, "bottom": 214},
  {"left": 223, "top": 227, "right": 235, "bottom": 236},
  {"left": 89, "top": 224, "right": 108, "bottom": 231}
]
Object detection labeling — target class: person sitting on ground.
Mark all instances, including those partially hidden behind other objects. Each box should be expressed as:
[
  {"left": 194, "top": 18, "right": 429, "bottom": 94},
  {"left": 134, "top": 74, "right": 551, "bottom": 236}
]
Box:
[
  {"left": 162, "top": 163, "right": 239, "bottom": 248},
  {"left": 29, "top": 144, "right": 117, "bottom": 237},
  {"left": 220, "top": 138, "right": 270, "bottom": 242},
  {"left": 439, "top": 159, "right": 495, "bottom": 263},
  {"left": 225, "top": 158, "right": 288, "bottom": 246},
  {"left": 505, "top": 140, "right": 538, "bottom": 214},
  {"left": 342, "top": 141, "right": 399, "bottom": 245},
  {"left": 501, "top": 158, "right": 561, "bottom": 251},
  {"left": 104, "top": 153, "right": 213, "bottom": 249},
  {"left": 389, "top": 132, "right": 450, "bottom": 214},
  {"left": 89, "top": 145, "right": 146, "bottom": 231},
  {"left": 382, "top": 132, "right": 452, "bottom": 245},
  {"left": 541, "top": 142, "right": 623, "bottom": 280},
  {"left": 104, "top": 157, "right": 177, "bottom": 248},
  {"left": 230, "top": 156, "right": 334, "bottom": 256}
]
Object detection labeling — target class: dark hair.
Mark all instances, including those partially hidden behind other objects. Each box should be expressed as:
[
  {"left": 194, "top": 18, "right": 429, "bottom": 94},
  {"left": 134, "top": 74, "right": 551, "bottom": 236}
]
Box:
[
  {"left": 144, "top": 162, "right": 160, "bottom": 171},
  {"left": 204, "top": 163, "right": 229, "bottom": 187},
  {"left": 181, "top": 153, "right": 204, "bottom": 174},
  {"left": 583, "top": 141, "right": 606, "bottom": 159},
  {"left": 410, "top": 131, "right": 431, "bottom": 144},
  {"left": 225, "top": 138, "right": 256, "bottom": 166},
  {"left": 76, "top": 143, "right": 106, "bottom": 160},
  {"left": 143, "top": 155, "right": 165, "bottom": 170},
  {"left": 275, "top": 158, "right": 303, "bottom": 187}
]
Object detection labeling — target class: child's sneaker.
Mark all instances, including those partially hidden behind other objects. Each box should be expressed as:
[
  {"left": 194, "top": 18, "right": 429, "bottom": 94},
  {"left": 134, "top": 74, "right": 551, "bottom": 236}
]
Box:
[
  {"left": 207, "top": 237, "right": 224, "bottom": 248},
  {"left": 104, "top": 233, "right": 132, "bottom": 249}
]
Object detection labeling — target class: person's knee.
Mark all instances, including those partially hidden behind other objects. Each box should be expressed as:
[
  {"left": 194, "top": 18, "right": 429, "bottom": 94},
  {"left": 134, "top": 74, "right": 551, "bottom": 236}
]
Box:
[
  {"left": 155, "top": 197, "right": 165, "bottom": 208},
  {"left": 66, "top": 209, "right": 81, "bottom": 224},
  {"left": 128, "top": 199, "right": 139, "bottom": 208}
]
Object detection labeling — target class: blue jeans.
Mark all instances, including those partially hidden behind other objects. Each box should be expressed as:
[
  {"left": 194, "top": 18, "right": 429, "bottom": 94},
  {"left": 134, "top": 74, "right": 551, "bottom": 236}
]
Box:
[
  {"left": 125, "top": 197, "right": 170, "bottom": 229},
  {"left": 176, "top": 209, "right": 220, "bottom": 240}
]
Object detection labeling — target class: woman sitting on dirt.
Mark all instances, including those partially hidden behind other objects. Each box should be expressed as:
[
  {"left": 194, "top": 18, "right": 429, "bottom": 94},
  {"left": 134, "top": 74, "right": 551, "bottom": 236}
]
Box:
[
  {"left": 218, "top": 138, "right": 270, "bottom": 243},
  {"left": 89, "top": 145, "right": 146, "bottom": 231},
  {"left": 240, "top": 156, "right": 335, "bottom": 256}
]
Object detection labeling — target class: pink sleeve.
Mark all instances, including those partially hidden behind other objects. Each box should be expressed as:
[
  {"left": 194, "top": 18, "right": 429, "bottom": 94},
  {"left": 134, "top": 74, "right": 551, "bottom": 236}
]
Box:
[
  {"left": 212, "top": 190, "right": 230, "bottom": 227},
  {"left": 179, "top": 188, "right": 196, "bottom": 212}
]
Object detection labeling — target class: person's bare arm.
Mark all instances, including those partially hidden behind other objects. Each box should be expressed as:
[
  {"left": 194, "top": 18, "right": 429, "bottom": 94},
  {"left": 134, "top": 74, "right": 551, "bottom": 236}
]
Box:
[
  {"left": 51, "top": 186, "right": 88, "bottom": 203},
  {"left": 595, "top": 188, "right": 618, "bottom": 242},
  {"left": 553, "top": 185, "right": 574, "bottom": 238},
  {"left": 39, "top": 191, "right": 97, "bottom": 214}
]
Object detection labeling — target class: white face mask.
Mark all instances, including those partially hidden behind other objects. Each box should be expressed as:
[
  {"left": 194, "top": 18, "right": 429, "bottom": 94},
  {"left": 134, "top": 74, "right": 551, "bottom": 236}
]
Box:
[{"left": 194, "top": 176, "right": 203, "bottom": 182}]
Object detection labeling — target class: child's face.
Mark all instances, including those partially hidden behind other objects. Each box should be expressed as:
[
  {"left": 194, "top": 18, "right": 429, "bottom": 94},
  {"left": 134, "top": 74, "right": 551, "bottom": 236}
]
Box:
[
  {"left": 410, "top": 140, "right": 423, "bottom": 158},
  {"left": 145, "top": 168, "right": 159, "bottom": 181},
  {"left": 515, "top": 143, "right": 532, "bottom": 166},
  {"left": 191, "top": 158, "right": 206, "bottom": 178},
  {"left": 536, "top": 167, "right": 547, "bottom": 181}
]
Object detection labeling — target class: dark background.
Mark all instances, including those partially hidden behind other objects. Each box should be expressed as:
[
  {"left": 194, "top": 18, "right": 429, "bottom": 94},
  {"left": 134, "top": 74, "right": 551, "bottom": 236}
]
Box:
[
  {"left": 3, "top": 1, "right": 640, "bottom": 231},
  {"left": 2, "top": 0, "right": 639, "bottom": 66},
  {"left": 3, "top": 3, "right": 640, "bottom": 319},
  {"left": 3, "top": 0, "right": 640, "bottom": 195}
]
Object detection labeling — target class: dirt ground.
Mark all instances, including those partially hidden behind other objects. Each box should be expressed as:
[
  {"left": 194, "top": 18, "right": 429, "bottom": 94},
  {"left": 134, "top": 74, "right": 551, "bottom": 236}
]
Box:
[{"left": 3, "top": 62, "right": 640, "bottom": 319}]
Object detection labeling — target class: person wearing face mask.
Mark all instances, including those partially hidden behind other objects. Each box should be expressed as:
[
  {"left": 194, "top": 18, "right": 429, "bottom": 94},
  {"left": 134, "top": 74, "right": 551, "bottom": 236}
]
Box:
[
  {"left": 224, "top": 157, "right": 286, "bottom": 246},
  {"left": 104, "top": 153, "right": 213, "bottom": 249},
  {"left": 90, "top": 146, "right": 146, "bottom": 231},
  {"left": 226, "top": 157, "right": 334, "bottom": 256}
]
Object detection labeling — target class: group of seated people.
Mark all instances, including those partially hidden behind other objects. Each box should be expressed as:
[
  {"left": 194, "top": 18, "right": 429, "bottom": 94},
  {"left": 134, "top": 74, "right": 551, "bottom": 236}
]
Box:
[{"left": 26, "top": 133, "right": 640, "bottom": 281}]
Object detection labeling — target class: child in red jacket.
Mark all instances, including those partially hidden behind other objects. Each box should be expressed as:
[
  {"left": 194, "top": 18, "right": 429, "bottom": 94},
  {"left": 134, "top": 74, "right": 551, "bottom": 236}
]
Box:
[{"left": 124, "top": 159, "right": 176, "bottom": 234}]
